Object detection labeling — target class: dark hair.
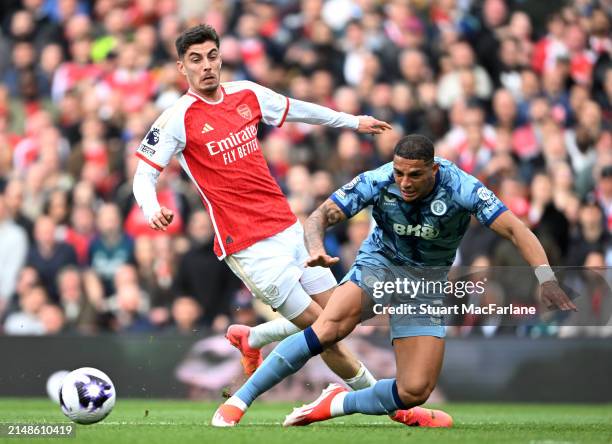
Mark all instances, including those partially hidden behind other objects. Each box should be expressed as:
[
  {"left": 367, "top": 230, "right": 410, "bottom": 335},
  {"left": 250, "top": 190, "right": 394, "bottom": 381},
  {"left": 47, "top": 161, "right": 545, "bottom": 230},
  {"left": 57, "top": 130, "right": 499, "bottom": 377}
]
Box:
[
  {"left": 175, "top": 24, "right": 220, "bottom": 58},
  {"left": 394, "top": 135, "right": 434, "bottom": 162}
]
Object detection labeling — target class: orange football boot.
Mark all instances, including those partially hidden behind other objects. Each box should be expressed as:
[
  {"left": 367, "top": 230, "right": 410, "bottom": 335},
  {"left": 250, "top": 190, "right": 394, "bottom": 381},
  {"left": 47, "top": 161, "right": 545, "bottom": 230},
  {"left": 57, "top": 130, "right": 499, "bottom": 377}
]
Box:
[
  {"left": 211, "top": 403, "right": 245, "bottom": 427},
  {"left": 226, "top": 324, "right": 263, "bottom": 376},
  {"left": 283, "top": 383, "right": 347, "bottom": 426},
  {"left": 391, "top": 406, "right": 453, "bottom": 427}
]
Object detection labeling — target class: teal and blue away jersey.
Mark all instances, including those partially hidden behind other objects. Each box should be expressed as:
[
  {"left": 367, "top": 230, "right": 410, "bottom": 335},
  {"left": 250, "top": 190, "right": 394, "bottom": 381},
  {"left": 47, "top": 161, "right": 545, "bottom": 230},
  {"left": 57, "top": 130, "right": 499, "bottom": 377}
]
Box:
[{"left": 330, "top": 157, "right": 508, "bottom": 267}]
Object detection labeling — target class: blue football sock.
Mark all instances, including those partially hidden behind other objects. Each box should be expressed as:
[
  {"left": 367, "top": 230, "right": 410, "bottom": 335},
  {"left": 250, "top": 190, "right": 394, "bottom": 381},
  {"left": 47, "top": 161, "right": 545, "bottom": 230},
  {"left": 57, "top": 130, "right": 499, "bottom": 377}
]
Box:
[
  {"left": 234, "top": 327, "right": 322, "bottom": 407},
  {"left": 342, "top": 379, "right": 406, "bottom": 415}
]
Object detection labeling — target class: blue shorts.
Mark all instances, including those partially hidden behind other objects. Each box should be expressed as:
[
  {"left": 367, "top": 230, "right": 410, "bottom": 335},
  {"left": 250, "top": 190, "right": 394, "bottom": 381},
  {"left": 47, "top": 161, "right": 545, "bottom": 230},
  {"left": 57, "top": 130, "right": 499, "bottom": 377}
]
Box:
[{"left": 341, "top": 253, "right": 447, "bottom": 341}]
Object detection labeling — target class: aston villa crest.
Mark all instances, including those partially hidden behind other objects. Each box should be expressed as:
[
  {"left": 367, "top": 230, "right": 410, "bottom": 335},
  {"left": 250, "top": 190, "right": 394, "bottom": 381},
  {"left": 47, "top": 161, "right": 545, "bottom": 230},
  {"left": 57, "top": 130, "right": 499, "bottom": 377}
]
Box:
[{"left": 431, "top": 199, "right": 447, "bottom": 216}]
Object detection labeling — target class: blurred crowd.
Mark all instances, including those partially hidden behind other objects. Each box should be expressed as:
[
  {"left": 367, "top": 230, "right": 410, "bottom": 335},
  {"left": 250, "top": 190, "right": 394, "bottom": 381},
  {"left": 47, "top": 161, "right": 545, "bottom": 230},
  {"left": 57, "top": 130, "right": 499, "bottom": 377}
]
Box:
[{"left": 0, "top": 0, "right": 610, "bottom": 337}]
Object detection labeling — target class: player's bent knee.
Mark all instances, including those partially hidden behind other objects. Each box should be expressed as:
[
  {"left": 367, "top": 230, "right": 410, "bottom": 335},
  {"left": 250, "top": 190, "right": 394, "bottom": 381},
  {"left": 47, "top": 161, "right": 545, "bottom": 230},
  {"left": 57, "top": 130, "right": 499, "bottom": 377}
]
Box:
[
  {"left": 289, "top": 305, "right": 320, "bottom": 329},
  {"left": 396, "top": 381, "right": 434, "bottom": 407},
  {"left": 285, "top": 296, "right": 323, "bottom": 329}
]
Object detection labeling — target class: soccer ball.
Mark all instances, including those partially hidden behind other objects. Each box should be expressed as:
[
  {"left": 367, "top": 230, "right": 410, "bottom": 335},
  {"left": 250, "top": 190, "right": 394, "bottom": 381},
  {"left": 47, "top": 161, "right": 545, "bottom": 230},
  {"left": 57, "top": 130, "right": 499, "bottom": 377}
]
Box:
[{"left": 59, "top": 367, "right": 116, "bottom": 424}]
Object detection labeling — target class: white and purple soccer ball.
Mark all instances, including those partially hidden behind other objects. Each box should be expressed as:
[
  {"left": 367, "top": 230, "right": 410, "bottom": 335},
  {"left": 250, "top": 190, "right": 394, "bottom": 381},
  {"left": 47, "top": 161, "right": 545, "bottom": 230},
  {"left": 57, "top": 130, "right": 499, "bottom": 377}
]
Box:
[{"left": 59, "top": 367, "right": 116, "bottom": 424}]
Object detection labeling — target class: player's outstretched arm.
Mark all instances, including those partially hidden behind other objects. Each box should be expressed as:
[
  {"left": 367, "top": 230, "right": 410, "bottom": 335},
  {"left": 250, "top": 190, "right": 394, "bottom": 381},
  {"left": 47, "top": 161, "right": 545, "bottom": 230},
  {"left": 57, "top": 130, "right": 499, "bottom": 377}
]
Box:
[
  {"left": 284, "top": 98, "right": 391, "bottom": 134},
  {"left": 489, "top": 211, "right": 577, "bottom": 311},
  {"left": 246, "top": 82, "right": 391, "bottom": 133},
  {"left": 132, "top": 160, "right": 174, "bottom": 231},
  {"left": 303, "top": 198, "right": 347, "bottom": 268}
]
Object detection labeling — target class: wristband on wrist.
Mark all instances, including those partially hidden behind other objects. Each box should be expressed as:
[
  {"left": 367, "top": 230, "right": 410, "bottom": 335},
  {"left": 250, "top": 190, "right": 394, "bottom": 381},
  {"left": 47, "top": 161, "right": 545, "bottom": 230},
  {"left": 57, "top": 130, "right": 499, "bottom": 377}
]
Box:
[{"left": 535, "top": 264, "right": 556, "bottom": 284}]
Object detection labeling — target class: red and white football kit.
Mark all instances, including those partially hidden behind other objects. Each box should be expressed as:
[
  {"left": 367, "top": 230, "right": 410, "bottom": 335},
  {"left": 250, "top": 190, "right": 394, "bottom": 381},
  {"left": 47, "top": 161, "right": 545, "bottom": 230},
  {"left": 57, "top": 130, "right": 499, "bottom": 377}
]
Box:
[{"left": 133, "top": 80, "right": 359, "bottom": 319}]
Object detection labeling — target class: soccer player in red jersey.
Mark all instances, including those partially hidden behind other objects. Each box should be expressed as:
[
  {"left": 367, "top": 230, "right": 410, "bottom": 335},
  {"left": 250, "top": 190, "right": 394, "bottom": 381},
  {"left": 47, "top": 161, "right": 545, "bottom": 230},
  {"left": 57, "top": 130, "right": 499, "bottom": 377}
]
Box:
[{"left": 133, "top": 24, "right": 441, "bottom": 427}]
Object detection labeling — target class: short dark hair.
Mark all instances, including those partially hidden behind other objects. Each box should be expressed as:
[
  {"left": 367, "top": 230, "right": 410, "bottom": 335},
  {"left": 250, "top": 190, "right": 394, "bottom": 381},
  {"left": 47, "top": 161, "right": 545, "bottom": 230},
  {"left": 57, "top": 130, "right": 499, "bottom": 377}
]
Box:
[
  {"left": 394, "top": 135, "right": 434, "bottom": 163},
  {"left": 175, "top": 24, "right": 220, "bottom": 58}
]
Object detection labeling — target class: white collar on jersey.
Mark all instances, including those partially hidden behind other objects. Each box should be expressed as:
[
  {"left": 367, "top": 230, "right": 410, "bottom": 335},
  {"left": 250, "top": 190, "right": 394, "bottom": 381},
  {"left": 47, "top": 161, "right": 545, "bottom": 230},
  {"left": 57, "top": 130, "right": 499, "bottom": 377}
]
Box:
[{"left": 187, "top": 88, "right": 224, "bottom": 105}]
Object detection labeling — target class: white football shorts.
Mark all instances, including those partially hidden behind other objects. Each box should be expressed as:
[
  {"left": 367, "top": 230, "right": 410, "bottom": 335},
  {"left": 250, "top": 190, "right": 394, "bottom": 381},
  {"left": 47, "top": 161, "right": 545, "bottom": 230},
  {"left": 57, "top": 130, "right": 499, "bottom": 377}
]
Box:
[{"left": 224, "top": 221, "right": 337, "bottom": 320}]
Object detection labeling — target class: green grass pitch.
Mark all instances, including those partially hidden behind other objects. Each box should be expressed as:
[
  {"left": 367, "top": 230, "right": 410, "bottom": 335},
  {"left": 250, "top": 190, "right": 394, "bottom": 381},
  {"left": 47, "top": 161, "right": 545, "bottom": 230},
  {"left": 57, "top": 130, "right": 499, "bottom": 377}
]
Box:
[{"left": 0, "top": 399, "right": 611, "bottom": 444}]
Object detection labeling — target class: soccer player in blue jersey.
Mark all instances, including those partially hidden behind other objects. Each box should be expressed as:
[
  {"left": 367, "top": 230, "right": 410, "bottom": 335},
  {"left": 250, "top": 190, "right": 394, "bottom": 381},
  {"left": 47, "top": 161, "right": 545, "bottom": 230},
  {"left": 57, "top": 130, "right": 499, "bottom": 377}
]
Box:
[{"left": 212, "top": 134, "right": 576, "bottom": 427}]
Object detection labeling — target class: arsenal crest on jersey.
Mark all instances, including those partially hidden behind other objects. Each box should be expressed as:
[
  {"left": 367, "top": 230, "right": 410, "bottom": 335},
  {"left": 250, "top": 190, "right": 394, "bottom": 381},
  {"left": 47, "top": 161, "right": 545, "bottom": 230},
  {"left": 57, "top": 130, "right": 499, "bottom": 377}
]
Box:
[{"left": 237, "top": 104, "right": 252, "bottom": 120}]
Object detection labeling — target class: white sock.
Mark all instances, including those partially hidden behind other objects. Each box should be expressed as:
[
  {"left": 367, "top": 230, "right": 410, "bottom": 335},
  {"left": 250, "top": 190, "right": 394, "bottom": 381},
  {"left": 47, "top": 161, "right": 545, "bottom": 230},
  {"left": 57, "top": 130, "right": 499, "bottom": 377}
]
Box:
[
  {"left": 343, "top": 362, "right": 377, "bottom": 391},
  {"left": 226, "top": 395, "right": 247, "bottom": 412},
  {"left": 330, "top": 391, "right": 348, "bottom": 417},
  {"left": 247, "top": 318, "right": 301, "bottom": 349}
]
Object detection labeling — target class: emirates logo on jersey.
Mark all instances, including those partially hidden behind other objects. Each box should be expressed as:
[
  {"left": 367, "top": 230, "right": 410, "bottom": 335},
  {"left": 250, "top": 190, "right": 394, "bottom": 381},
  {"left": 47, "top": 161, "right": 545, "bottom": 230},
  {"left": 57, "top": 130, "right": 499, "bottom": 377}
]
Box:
[
  {"left": 205, "top": 124, "right": 260, "bottom": 165},
  {"left": 206, "top": 125, "right": 258, "bottom": 155},
  {"left": 237, "top": 104, "right": 252, "bottom": 120}
]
